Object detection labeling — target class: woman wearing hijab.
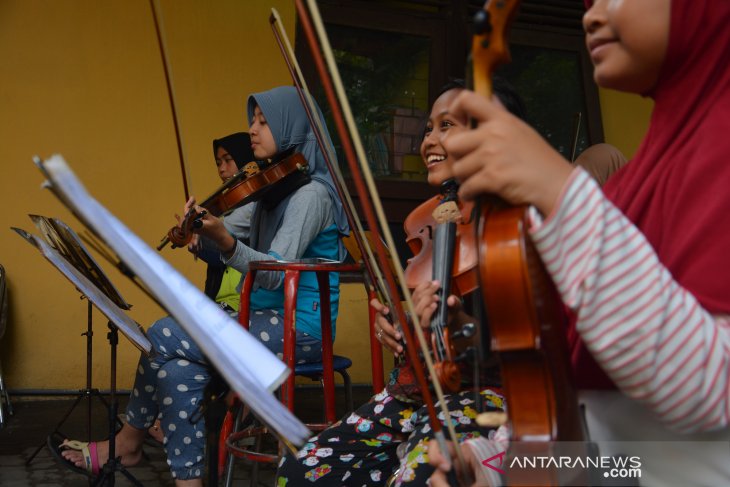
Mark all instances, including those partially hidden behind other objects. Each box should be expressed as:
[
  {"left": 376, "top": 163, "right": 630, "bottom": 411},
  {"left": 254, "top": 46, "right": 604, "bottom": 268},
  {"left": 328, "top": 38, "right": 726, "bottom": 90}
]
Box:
[
  {"left": 142, "top": 132, "right": 257, "bottom": 445},
  {"left": 56, "top": 87, "right": 348, "bottom": 487},
  {"left": 428, "top": 0, "right": 730, "bottom": 485},
  {"left": 198, "top": 132, "right": 256, "bottom": 307},
  {"left": 573, "top": 142, "right": 627, "bottom": 187}
]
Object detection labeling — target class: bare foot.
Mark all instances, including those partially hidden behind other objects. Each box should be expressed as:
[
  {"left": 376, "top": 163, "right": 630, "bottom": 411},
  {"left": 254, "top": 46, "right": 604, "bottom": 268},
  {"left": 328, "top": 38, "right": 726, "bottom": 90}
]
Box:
[{"left": 60, "top": 423, "right": 145, "bottom": 471}]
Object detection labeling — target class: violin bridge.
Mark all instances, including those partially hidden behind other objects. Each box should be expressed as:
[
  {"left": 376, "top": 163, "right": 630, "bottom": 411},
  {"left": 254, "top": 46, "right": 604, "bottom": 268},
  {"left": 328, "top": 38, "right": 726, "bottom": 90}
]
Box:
[{"left": 432, "top": 201, "right": 462, "bottom": 224}]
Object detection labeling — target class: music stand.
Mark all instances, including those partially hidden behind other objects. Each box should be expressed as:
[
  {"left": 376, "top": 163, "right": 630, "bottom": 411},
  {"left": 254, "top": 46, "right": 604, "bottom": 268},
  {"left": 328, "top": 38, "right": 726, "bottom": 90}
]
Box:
[
  {"left": 24, "top": 216, "right": 131, "bottom": 467},
  {"left": 32, "top": 153, "right": 314, "bottom": 450},
  {"left": 13, "top": 227, "right": 150, "bottom": 486}
]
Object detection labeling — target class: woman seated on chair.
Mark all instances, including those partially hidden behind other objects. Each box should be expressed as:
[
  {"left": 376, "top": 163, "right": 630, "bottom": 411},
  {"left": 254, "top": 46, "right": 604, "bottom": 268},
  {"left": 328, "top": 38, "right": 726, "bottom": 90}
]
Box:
[
  {"left": 56, "top": 86, "right": 349, "bottom": 487},
  {"left": 146, "top": 131, "right": 255, "bottom": 444},
  {"left": 277, "top": 78, "right": 525, "bottom": 486}
]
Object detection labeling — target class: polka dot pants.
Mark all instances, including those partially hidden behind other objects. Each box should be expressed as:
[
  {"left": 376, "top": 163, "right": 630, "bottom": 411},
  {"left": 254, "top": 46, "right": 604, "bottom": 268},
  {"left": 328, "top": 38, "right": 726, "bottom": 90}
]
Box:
[{"left": 126, "top": 310, "right": 322, "bottom": 480}]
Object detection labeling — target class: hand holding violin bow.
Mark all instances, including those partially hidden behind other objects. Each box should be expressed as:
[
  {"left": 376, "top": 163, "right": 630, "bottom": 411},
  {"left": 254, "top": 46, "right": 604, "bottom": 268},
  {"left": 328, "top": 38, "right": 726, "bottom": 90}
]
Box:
[
  {"left": 157, "top": 153, "right": 308, "bottom": 251},
  {"left": 174, "top": 196, "right": 237, "bottom": 258},
  {"left": 371, "top": 280, "right": 471, "bottom": 358}
]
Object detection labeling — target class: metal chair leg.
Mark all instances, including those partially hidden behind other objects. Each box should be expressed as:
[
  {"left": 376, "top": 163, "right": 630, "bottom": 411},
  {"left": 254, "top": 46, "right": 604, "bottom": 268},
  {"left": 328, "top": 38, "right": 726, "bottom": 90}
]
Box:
[
  {"left": 223, "top": 404, "right": 244, "bottom": 487},
  {"left": 0, "top": 358, "right": 11, "bottom": 427},
  {"left": 338, "top": 370, "right": 353, "bottom": 414}
]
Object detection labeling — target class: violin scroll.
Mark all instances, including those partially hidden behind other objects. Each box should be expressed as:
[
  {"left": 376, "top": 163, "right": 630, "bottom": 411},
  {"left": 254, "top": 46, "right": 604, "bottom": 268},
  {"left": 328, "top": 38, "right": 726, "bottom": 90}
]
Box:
[{"left": 164, "top": 209, "right": 206, "bottom": 250}]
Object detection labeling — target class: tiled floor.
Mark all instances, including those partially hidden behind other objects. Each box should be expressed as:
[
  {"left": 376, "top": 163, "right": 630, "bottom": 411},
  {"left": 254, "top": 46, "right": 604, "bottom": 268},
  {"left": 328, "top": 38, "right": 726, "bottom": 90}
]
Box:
[{"left": 0, "top": 386, "right": 369, "bottom": 486}]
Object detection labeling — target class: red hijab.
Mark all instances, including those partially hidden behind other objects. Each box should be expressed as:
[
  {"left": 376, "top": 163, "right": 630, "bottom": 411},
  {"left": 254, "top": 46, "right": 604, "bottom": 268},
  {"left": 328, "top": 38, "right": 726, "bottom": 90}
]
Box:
[{"left": 573, "top": 0, "right": 730, "bottom": 388}]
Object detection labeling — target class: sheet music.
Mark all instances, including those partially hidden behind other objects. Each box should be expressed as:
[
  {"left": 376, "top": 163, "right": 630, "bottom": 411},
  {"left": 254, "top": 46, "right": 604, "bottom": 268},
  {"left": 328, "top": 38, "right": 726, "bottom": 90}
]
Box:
[
  {"left": 36, "top": 154, "right": 310, "bottom": 446},
  {"left": 29, "top": 215, "right": 131, "bottom": 310},
  {"left": 12, "top": 228, "right": 150, "bottom": 354}
]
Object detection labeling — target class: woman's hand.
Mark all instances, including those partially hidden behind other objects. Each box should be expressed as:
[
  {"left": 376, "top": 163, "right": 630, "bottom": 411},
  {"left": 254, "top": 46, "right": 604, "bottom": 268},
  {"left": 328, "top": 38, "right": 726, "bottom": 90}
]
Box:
[
  {"left": 444, "top": 90, "right": 574, "bottom": 217},
  {"left": 428, "top": 439, "right": 489, "bottom": 487},
  {"left": 371, "top": 281, "right": 469, "bottom": 357},
  {"left": 369, "top": 298, "right": 403, "bottom": 357},
  {"left": 411, "top": 280, "right": 465, "bottom": 331},
  {"left": 177, "top": 197, "right": 201, "bottom": 254},
  {"left": 180, "top": 196, "right": 234, "bottom": 255}
]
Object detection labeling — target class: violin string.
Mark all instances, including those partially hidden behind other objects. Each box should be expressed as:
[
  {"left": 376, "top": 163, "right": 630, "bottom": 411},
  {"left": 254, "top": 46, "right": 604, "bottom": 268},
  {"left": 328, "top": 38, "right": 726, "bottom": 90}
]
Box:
[{"left": 301, "top": 0, "right": 470, "bottom": 477}]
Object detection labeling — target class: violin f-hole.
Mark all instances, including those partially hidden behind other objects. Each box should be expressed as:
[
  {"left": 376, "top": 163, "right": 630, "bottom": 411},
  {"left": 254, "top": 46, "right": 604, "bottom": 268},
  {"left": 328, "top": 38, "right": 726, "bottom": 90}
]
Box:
[{"left": 419, "top": 224, "right": 434, "bottom": 240}]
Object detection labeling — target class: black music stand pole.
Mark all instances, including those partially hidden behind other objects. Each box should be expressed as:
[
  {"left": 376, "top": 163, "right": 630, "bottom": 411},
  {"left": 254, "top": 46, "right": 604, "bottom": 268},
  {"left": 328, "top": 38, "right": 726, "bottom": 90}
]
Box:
[
  {"left": 26, "top": 298, "right": 117, "bottom": 466},
  {"left": 93, "top": 321, "right": 142, "bottom": 487}
]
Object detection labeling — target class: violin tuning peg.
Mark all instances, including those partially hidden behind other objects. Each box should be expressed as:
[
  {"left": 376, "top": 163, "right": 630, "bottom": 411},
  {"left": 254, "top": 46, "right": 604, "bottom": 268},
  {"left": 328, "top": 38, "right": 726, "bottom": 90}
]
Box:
[
  {"left": 473, "top": 9, "right": 492, "bottom": 35},
  {"left": 451, "top": 323, "right": 476, "bottom": 339}
]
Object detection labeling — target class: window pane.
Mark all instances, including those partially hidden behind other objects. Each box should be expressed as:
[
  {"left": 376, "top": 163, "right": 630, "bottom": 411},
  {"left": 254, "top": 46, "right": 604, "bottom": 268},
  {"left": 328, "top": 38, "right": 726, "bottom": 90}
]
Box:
[
  {"left": 497, "top": 44, "right": 592, "bottom": 160},
  {"left": 310, "top": 24, "right": 432, "bottom": 182}
]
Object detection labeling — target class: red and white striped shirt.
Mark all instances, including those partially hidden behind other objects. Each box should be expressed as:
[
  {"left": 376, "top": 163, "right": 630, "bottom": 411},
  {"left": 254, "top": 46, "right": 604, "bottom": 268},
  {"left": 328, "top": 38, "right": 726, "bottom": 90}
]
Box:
[
  {"left": 530, "top": 167, "right": 730, "bottom": 433},
  {"left": 461, "top": 167, "right": 730, "bottom": 486}
]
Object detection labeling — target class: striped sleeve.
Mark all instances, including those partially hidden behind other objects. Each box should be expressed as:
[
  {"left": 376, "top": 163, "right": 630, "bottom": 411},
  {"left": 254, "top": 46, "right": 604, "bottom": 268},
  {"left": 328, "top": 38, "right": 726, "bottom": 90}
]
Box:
[
  {"left": 462, "top": 425, "right": 510, "bottom": 487},
  {"left": 529, "top": 167, "right": 730, "bottom": 433}
]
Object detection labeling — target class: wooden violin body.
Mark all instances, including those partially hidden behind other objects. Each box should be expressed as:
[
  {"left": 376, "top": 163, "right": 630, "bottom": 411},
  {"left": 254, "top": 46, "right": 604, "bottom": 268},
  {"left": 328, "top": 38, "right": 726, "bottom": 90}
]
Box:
[
  {"left": 477, "top": 200, "right": 584, "bottom": 485},
  {"left": 402, "top": 190, "right": 482, "bottom": 393},
  {"left": 159, "top": 153, "right": 308, "bottom": 250},
  {"left": 404, "top": 194, "right": 478, "bottom": 296},
  {"left": 199, "top": 154, "right": 307, "bottom": 216},
  {"left": 478, "top": 200, "right": 582, "bottom": 439}
]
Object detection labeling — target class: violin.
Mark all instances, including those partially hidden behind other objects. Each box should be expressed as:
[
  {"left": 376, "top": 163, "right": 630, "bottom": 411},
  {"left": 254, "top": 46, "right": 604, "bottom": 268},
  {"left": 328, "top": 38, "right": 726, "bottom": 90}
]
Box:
[
  {"left": 403, "top": 182, "right": 481, "bottom": 392},
  {"left": 404, "top": 185, "right": 478, "bottom": 296},
  {"left": 157, "top": 152, "right": 309, "bottom": 250},
  {"left": 468, "top": 1, "right": 584, "bottom": 484}
]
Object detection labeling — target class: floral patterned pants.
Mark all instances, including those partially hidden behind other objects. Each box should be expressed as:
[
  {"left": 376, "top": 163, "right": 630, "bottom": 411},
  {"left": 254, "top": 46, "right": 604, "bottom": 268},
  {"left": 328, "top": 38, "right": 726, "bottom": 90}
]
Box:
[{"left": 276, "top": 387, "right": 505, "bottom": 486}]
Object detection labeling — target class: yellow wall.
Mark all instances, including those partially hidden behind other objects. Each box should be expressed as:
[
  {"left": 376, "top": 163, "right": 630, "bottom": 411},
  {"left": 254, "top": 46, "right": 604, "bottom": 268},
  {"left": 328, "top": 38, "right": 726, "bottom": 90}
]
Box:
[
  {"left": 0, "top": 0, "right": 653, "bottom": 393},
  {"left": 598, "top": 88, "right": 654, "bottom": 159},
  {"left": 0, "top": 0, "right": 381, "bottom": 392}
]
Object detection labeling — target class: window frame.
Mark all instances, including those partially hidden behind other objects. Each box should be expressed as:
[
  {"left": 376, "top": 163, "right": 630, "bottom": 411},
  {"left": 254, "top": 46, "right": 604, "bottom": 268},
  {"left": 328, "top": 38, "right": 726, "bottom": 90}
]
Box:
[{"left": 294, "top": 0, "right": 603, "bottom": 273}]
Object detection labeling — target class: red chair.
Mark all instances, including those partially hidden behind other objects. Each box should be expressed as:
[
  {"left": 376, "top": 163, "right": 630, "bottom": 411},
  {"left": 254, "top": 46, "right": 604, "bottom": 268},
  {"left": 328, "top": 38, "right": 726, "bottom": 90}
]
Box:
[{"left": 219, "top": 259, "right": 381, "bottom": 486}]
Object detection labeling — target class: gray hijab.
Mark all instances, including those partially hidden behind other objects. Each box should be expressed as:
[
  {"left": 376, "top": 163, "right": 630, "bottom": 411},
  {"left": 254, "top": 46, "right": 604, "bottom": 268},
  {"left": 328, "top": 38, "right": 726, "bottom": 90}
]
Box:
[{"left": 246, "top": 86, "right": 349, "bottom": 251}]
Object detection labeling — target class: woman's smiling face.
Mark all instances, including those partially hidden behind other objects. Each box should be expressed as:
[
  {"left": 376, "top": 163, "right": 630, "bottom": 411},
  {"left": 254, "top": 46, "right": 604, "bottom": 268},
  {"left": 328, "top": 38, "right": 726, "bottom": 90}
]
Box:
[{"left": 420, "top": 88, "right": 466, "bottom": 187}]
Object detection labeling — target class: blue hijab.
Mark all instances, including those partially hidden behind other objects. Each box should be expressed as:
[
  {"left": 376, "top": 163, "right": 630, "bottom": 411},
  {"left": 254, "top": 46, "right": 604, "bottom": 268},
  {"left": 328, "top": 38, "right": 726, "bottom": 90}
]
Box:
[{"left": 246, "top": 86, "right": 349, "bottom": 238}]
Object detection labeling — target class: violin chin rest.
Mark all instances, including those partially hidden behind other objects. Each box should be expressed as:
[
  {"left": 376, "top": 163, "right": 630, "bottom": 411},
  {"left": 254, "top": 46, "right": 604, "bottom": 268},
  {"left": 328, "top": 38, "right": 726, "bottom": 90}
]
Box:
[{"left": 476, "top": 411, "right": 508, "bottom": 428}]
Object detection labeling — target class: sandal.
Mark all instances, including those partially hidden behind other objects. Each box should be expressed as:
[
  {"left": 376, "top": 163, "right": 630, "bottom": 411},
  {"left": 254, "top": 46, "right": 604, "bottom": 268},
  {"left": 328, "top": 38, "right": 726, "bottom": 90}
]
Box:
[{"left": 47, "top": 432, "right": 101, "bottom": 477}]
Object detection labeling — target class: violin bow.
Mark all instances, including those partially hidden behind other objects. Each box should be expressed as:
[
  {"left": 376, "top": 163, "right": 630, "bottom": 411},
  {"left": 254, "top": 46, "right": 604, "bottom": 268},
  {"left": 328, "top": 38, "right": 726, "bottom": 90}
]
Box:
[
  {"left": 268, "top": 9, "right": 393, "bottom": 317},
  {"left": 150, "top": 0, "right": 194, "bottom": 203},
  {"left": 294, "top": 0, "right": 471, "bottom": 480},
  {"left": 570, "top": 111, "right": 582, "bottom": 162}
]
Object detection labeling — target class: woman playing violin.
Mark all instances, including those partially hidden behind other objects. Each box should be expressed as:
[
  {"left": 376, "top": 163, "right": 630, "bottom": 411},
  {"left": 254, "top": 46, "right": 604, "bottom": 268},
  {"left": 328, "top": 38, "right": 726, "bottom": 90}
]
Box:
[
  {"left": 145, "top": 131, "right": 256, "bottom": 444},
  {"left": 276, "top": 79, "right": 524, "bottom": 486},
  {"left": 431, "top": 0, "right": 730, "bottom": 485},
  {"left": 57, "top": 86, "right": 348, "bottom": 487},
  {"left": 200, "top": 132, "right": 255, "bottom": 306}
]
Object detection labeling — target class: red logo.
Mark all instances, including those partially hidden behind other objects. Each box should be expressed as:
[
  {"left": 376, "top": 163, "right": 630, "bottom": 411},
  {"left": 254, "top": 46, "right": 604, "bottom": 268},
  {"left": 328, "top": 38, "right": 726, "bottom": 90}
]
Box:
[{"left": 481, "top": 451, "right": 506, "bottom": 474}]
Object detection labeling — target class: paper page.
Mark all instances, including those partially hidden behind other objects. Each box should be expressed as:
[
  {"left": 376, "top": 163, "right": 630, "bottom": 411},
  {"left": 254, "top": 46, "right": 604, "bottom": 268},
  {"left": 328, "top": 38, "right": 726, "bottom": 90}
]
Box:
[
  {"left": 29, "top": 215, "right": 131, "bottom": 310},
  {"left": 37, "top": 155, "right": 310, "bottom": 446},
  {"left": 13, "top": 228, "right": 151, "bottom": 354}
]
